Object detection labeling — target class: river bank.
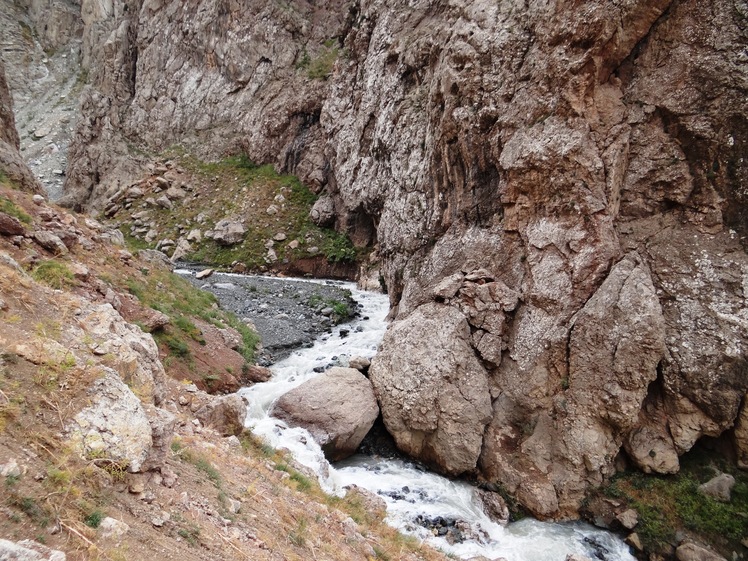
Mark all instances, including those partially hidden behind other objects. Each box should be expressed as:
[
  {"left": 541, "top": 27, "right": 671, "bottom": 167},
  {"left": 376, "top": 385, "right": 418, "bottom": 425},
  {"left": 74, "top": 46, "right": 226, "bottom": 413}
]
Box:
[{"left": 179, "top": 269, "right": 361, "bottom": 365}]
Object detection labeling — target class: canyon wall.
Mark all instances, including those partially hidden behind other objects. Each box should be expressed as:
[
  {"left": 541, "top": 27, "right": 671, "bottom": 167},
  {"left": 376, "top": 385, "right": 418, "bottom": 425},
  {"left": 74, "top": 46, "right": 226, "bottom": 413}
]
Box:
[{"left": 25, "top": 0, "right": 748, "bottom": 518}]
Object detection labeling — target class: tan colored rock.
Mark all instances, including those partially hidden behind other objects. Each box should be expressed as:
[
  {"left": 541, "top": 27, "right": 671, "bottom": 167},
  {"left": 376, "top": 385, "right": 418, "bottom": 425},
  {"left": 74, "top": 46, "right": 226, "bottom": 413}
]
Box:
[
  {"left": 271, "top": 367, "right": 379, "bottom": 461},
  {"left": 675, "top": 542, "right": 727, "bottom": 561},
  {"left": 0, "top": 539, "right": 66, "bottom": 561},
  {"left": 616, "top": 509, "right": 638, "bottom": 530},
  {"left": 194, "top": 394, "right": 248, "bottom": 437},
  {"left": 370, "top": 303, "right": 491, "bottom": 475}
]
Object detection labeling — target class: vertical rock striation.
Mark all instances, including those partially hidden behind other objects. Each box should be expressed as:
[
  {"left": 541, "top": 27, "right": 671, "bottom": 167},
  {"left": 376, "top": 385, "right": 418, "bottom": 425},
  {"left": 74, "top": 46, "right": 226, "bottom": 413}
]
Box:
[{"left": 55, "top": 0, "right": 748, "bottom": 518}]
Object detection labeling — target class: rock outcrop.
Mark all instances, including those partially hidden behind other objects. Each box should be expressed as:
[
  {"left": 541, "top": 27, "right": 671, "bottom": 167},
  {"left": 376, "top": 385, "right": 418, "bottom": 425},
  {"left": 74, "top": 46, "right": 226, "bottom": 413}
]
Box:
[
  {"left": 0, "top": 60, "right": 42, "bottom": 193},
  {"left": 271, "top": 367, "right": 379, "bottom": 461},
  {"left": 43, "top": 0, "right": 748, "bottom": 519}
]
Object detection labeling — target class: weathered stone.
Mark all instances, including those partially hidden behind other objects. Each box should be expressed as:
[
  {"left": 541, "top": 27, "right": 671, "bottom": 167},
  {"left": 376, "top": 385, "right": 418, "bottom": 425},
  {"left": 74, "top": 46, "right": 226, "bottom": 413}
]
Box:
[
  {"left": 170, "top": 238, "right": 192, "bottom": 261},
  {"left": 194, "top": 394, "right": 248, "bottom": 436},
  {"left": 98, "top": 517, "right": 130, "bottom": 539},
  {"left": 309, "top": 195, "right": 335, "bottom": 227},
  {"left": 242, "top": 364, "right": 273, "bottom": 384},
  {"left": 626, "top": 533, "right": 644, "bottom": 552},
  {"left": 210, "top": 219, "right": 246, "bottom": 246},
  {"left": 67, "top": 368, "right": 153, "bottom": 473},
  {"left": 348, "top": 356, "right": 370, "bottom": 371},
  {"left": 0, "top": 539, "right": 66, "bottom": 561},
  {"left": 675, "top": 542, "right": 727, "bottom": 561},
  {"left": 476, "top": 489, "right": 509, "bottom": 526},
  {"left": 0, "top": 212, "right": 25, "bottom": 235},
  {"left": 271, "top": 367, "right": 379, "bottom": 461},
  {"left": 697, "top": 473, "right": 735, "bottom": 503},
  {"left": 77, "top": 303, "right": 166, "bottom": 405},
  {"left": 196, "top": 268, "right": 214, "bottom": 280},
  {"left": 616, "top": 509, "right": 638, "bottom": 530},
  {"left": 32, "top": 231, "right": 68, "bottom": 255},
  {"left": 370, "top": 303, "right": 491, "bottom": 475}
]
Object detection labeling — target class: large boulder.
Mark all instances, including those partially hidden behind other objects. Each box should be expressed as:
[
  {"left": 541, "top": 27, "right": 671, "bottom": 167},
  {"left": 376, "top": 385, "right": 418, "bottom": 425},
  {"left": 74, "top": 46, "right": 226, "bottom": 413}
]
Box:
[
  {"left": 271, "top": 367, "right": 379, "bottom": 461},
  {"left": 369, "top": 303, "right": 492, "bottom": 475},
  {"left": 208, "top": 219, "right": 246, "bottom": 246},
  {"left": 194, "top": 394, "right": 248, "bottom": 437},
  {"left": 67, "top": 368, "right": 153, "bottom": 473}
]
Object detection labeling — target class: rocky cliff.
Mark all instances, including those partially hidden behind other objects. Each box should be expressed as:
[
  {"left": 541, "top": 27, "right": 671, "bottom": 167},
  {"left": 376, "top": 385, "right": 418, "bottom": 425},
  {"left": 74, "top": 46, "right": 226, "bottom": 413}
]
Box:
[{"left": 18, "top": 0, "right": 748, "bottom": 520}]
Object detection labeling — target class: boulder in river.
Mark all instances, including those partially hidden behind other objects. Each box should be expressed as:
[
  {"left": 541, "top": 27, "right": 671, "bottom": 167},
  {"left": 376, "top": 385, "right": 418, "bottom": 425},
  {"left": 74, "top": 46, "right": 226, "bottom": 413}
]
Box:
[{"left": 271, "top": 367, "right": 379, "bottom": 461}]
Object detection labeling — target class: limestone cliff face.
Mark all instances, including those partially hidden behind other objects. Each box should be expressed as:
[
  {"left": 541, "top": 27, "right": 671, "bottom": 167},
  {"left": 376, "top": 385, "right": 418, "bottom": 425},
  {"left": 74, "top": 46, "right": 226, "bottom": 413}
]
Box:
[
  {"left": 60, "top": 0, "right": 748, "bottom": 518},
  {"left": 0, "top": 60, "right": 42, "bottom": 193}
]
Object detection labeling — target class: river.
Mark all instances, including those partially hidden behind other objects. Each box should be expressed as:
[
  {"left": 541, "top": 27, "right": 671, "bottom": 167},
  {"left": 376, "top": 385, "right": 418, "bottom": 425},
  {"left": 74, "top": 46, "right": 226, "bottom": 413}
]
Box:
[{"left": 197, "top": 274, "right": 637, "bottom": 561}]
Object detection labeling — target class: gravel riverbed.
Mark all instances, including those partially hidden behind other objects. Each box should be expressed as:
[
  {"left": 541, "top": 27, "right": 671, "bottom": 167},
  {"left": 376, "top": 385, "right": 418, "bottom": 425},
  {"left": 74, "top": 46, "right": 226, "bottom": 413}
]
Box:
[{"left": 179, "top": 269, "right": 361, "bottom": 365}]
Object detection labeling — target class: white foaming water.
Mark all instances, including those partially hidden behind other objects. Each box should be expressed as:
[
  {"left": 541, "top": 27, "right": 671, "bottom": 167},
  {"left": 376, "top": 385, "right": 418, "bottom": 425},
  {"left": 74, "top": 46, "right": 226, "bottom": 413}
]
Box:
[{"left": 225, "top": 278, "right": 636, "bottom": 561}]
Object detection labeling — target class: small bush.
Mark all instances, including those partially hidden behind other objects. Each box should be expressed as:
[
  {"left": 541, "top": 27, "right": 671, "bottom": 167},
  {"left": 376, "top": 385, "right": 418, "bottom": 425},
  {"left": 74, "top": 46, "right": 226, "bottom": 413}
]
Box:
[
  {"left": 32, "top": 260, "right": 74, "bottom": 290},
  {"left": 84, "top": 509, "right": 105, "bottom": 528},
  {"left": 0, "top": 196, "right": 31, "bottom": 223}
]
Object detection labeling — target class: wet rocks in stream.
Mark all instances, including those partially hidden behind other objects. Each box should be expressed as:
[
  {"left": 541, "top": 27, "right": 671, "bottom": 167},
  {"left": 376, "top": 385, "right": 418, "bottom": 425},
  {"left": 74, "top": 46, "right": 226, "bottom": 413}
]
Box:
[{"left": 181, "top": 270, "right": 358, "bottom": 364}]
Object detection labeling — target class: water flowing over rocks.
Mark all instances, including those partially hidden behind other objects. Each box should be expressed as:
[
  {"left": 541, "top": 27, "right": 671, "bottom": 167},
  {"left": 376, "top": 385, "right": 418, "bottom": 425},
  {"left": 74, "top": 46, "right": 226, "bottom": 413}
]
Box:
[
  {"left": 271, "top": 366, "right": 379, "bottom": 461},
  {"left": 8, "top": 0, "right": 748, "bottom": 523}
]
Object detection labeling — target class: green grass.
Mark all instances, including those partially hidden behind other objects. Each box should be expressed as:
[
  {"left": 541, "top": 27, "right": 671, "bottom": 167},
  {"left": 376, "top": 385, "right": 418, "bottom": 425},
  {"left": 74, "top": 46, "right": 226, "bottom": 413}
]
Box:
[
  {"left": 84, "top": 509, "right": 105, "bottom": 528},
  {"left": 32, "top": 260, "right": 74, "bottom": 289},
  {"left": 599, "top": 448, "right": 748, "bottom": 555},
  {"left": 0, "top": 196, "right": 32, "bottom": 223}
]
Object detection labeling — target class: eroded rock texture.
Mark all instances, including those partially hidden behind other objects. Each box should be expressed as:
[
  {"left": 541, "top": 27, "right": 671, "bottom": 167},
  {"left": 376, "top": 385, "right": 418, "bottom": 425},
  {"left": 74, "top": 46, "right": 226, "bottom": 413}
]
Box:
[
  {"left": 0, "top": 60, "right": 42, "bottom": 193},
  {"left": 57, "top": 0, "right": 748, "bottom": 518}
]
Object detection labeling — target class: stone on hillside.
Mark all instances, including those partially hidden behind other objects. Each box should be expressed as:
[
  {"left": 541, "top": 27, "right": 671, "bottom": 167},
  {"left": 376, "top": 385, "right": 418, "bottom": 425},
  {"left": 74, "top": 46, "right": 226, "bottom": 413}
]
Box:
[
  {"left": 194, "top": 394, "right": 248, "bottom": 436},
  {"left": 0, "top": 212, "right": 25, "bottom": 235},
  {"left": 170, "top": 238, "right": 192, "bottom": 261},
  {"left": 0, "top": 539, "right": 66, "bottom": 561},
  {"left": 266, "top": 205, "right": 278, "bottom": 215},
  {"left": 186, "top": 228, "right": 202, "bottom": 242},
  {"left": 98, "top": 517, "right": 130, "bottom": 539},
  {"left": 309, "top": 194, "right": 335, "bottom": 226},
  {"left": 125, "top": 186, "right": 144, "bottom": 199},
  {"left": 675, "top": 542, "right": 727, "bottom": 561},
  {"left": 626, "top": 533, "right": 644, "bottom": 552},
  {"left": 78, "top": 303, "right": 166, "bottom": 404},
  {"left": 67, "top": 368, "right": 153, "bottom": 472},
  {"left": 32, "top": 194, "right": 45, "bottom": 205},
  {"left": 698, "top": 473, "right": 735, "bottom": 502},
  {"left": 271, "top": 367, "right": 379, "bottom": 461},
  {"left": 287, "top": 239, "right": 299, "bottom": 250},
  {"left": 616, "top": 508, "right": 638, "bottom": 530},
  {"left": 142, "top": 405, "right": 177, "bottom": 471},
  {"left": 0, "top": 458, "right": 22, "bottom": 477},
  {"left": 195, "top": 268, "right": 214, "bottom": 280},
  {"left": 370, "top": 302, "right": 492, "bottom": 475},
  {"left": 156, "top": 195, "right": 172, "bottom": 209},
  {"left": 274, "top": 232, "right": 287, "bottom": 241},
  {"left": 32, "top": 231, "right": 68, "bottom": 255},
  {"left": 100, "top": 228, "right": 125, "bottom": 246},
  {"left": 165, "top": 186, "right": 186, "bottom": 199},
  {"left": 210, "top": 219, "right": 246, "bottom": 245},
  {"left": 137, "top": 249, "right": 173, "bottom": 270}
]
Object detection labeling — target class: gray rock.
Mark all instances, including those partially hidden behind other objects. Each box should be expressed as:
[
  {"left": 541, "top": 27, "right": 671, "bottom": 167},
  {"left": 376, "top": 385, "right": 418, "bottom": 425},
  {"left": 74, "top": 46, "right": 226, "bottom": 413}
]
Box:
[
  {"left": 195, "top": 268, "right": 214, "bottom": 280},
  {"left": 0, "top": 539, "right": 66, "bottom": 561},
  {"left": 210, "top": 219, "right": 246, "bottom": 246},
  {"left": 309, "top": 194, "right": 336, "bottom": 227},
  {"left": 67, "top": 368, "right": 153, "bottom": 473},
  {"left": 271, "top": 367, "right": 379, "bottom": 461},
  {"left": 156, "top": 195, "right": 172, "bottom": 209},
  {"left": 98, "top": 517, "right": 130, "bottom": 539},
  {"left": 32, "top": 231, "right": 68, "bottom": 255},
  {"left": 698, "top": 473, "right": 735, "bottom": 502}
]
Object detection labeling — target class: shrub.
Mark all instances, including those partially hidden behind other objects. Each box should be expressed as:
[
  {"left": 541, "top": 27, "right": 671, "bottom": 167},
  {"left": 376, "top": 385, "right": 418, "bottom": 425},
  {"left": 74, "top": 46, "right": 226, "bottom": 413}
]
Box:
[{"left": 32, "top": 260, "right": 74, "bottom": 289}]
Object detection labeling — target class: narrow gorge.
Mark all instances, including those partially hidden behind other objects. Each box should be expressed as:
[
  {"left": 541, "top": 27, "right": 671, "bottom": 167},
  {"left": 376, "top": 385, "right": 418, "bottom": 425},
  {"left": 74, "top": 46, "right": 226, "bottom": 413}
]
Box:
[{"left": 1, "top": 0, "right": 747, "bottom": 560}]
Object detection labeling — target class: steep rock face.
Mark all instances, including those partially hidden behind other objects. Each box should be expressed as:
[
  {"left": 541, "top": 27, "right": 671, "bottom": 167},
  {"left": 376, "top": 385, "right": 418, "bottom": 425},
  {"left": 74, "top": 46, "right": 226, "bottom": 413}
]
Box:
[
  {"left": 62, "top": 0, "right": 748, "bottom": 519},
  {"left": 0, "top": 60, "right": 42, "bottom": 193},
  {"left": 62, "top": 0, "right": 353, "bottom": 208}
]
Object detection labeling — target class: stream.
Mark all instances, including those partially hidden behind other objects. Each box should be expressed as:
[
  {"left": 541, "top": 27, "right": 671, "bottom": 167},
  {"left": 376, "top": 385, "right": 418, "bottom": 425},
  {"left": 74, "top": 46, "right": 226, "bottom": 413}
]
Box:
[{"left": 187, "top": 272, "right": 636, "bottom": 561}]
